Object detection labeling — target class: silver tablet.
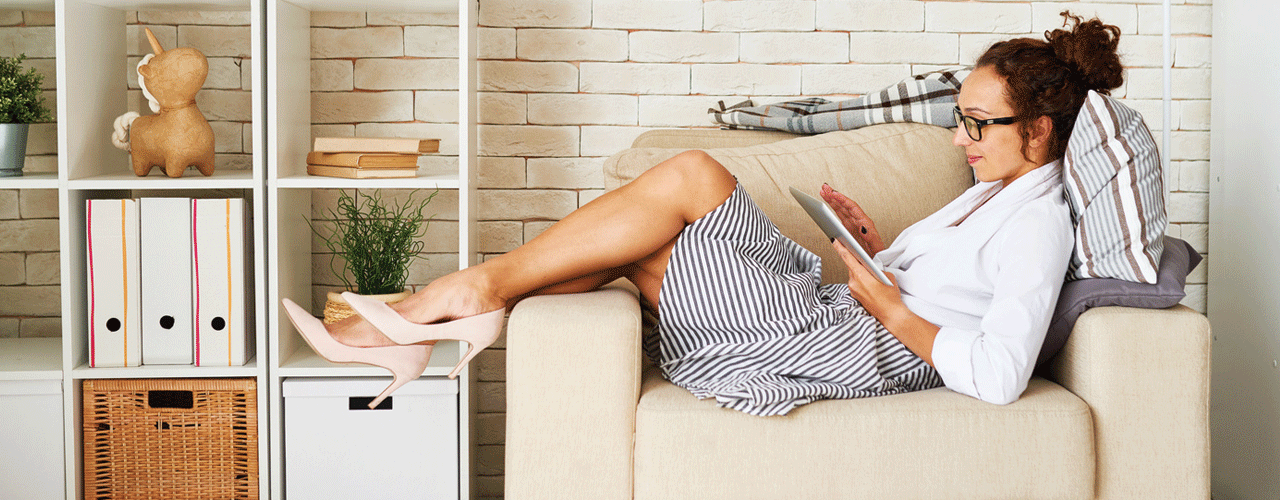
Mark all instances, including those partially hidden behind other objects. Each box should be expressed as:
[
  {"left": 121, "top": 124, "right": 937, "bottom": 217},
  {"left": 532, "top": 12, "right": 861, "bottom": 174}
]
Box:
[{"left": 789, "top": 186, "right": 893, "bottom": 286}]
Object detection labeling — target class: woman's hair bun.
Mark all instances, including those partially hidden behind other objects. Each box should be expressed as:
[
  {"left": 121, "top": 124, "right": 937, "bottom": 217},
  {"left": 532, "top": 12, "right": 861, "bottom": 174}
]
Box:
[{"left": 1046, "top": 11, "right": 1124, "bottom": 94}]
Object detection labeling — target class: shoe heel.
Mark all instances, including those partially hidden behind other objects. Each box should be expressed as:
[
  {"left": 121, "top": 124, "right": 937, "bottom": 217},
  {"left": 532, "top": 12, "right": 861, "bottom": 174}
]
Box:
[
  {"left": 369, "top": 374, "right": 410, "bottom": 409},
  {"left": 448, "top": 343, "right": 486, "bottom": 380}
]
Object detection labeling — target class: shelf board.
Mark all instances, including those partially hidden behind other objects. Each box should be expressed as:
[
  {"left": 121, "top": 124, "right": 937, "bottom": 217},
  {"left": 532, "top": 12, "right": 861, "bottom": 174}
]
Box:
[
  {"left": 70, "top": 0, "right": 250, "bottom": 10},
  {"left": 68, "top": 169, "right": 256, "bottom": 190},
  {"left": 278, "top": 0, "right": 456, "bottom": 14},
  {"left": 71, "top": 355, "right": 261, "bottom": 379},
  {"left": 278, "top": 341, "right": 461, "bottom": 378},
  {"left": 1, "top": 0, "right": 54, "bottom": 9},
  {"left": 0, "top": 338, "right": 63, "bottom": 381},
  {"left": 0, "top": 173, "right": 58, "bottom": 190},
  {"left": 275, "top": 172, "right": 460, "bottom": 190}
]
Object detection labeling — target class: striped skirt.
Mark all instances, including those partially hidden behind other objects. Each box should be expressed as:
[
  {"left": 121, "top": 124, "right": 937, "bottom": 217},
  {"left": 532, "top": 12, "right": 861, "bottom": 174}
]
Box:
[{"left": 648, "top": 184, "right": 944, "bottom": 416}]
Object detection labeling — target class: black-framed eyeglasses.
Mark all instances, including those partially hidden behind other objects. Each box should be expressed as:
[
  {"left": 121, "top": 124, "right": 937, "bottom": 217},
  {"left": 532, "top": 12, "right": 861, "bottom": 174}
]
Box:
[{"left": 952, "top": 106, "right": 1016, "bottom": 142}]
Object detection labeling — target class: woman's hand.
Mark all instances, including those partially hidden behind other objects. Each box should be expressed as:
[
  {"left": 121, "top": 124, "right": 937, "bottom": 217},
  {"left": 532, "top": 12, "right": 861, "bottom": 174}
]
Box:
[
  {"left": 833, "top": 239, "right": 939, "bottom": 367},
  {"left": 820, "top": 183, "right": 885, "bottom": 257}
]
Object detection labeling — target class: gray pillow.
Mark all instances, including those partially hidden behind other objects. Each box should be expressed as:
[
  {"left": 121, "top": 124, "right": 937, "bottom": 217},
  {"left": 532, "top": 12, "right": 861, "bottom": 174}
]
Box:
[{"left": 1037, "top": 236, "right": 1202, "bottom": 368}]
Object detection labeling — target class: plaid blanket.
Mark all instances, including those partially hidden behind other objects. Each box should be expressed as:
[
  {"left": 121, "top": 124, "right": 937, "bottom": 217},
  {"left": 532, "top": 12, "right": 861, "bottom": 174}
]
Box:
[{"left": 709, "top": 67, "right": 972, "bottom": 133}]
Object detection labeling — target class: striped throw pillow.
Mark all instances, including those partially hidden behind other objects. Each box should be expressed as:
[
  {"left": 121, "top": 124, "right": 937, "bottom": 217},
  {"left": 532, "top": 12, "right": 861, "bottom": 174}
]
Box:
[{"left": 1062, "top": 90, "right": 1167, "bottom": 284}]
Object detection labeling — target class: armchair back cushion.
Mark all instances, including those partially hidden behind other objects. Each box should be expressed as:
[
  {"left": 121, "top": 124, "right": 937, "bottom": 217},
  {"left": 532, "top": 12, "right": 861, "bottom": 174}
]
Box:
[{"left": 604, "top": 123, "right": 971, "bottom": 284}]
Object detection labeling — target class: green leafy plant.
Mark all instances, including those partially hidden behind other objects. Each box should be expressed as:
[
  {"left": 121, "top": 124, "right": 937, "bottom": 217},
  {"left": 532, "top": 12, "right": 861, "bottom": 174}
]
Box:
[
  {"left": 309, "top": 188, "right": 438, "bottom": 296},
  {"left": 0, "top": 54, "right": 51, "bottom": 124}
]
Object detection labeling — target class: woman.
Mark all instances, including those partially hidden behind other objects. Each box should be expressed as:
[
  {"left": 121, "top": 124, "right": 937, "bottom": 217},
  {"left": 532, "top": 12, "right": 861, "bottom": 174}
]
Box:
[{"left": 284, "top": 13, "right": 1124, "bottom": 415}]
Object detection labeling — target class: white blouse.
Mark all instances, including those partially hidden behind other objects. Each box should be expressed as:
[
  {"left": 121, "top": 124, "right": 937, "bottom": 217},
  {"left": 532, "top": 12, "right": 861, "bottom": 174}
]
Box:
[{"left": 873, "top": 160, "right": 1073, "bottom": 405}]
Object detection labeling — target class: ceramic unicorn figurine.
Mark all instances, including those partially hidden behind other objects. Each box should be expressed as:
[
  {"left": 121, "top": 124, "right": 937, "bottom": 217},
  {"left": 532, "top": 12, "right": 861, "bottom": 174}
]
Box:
[{"left": 111, "top": 28, "right": 215, "bottom": 178}]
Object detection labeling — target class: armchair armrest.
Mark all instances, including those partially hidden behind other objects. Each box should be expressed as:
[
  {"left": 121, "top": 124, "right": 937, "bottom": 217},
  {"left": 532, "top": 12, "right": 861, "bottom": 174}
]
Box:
[
  {"left": 505, "top": 287, "right": 644, "bottom": 500},
  {"left": 1048, "top": 305, "right": 1211, "bottom": 500}
]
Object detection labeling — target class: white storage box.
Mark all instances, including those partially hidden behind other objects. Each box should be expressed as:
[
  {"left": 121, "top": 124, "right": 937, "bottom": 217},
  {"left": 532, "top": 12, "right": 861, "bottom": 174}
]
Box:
[
  {"left": 0, "top": 379, "right": 65, "bottom": 500},
  {"left": 283, "top": 377, "right": 459, "bottom": 499}
]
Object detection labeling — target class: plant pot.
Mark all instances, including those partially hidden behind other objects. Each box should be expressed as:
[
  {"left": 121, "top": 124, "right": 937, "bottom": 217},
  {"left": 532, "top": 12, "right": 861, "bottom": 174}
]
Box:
[
  {"left": 0, "top": 123, "right": 30, "bottom": 177},
  {"left": 322, "top": 289, "right": 411, "bottom": 325}
]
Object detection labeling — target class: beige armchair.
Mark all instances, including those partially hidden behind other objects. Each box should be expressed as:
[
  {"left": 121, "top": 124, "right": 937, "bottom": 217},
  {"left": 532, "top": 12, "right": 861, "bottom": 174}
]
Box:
[{"left": 505, "top": 124, "right": 1210, "bottom": 500}]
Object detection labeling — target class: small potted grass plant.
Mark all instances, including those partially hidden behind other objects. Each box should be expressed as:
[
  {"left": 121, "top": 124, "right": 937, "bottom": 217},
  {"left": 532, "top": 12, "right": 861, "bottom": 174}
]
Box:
[
  {"left": 310, "top": 188, "right": 438, "bottom": 324},
  {"left": 0, "top": 54, "right": 52, "bottom": 177}
]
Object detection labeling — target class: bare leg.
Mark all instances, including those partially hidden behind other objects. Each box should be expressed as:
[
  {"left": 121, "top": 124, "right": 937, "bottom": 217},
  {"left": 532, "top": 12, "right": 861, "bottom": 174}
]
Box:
[{"left": 329, "top": 151, "right": 735, "bottom": 347}]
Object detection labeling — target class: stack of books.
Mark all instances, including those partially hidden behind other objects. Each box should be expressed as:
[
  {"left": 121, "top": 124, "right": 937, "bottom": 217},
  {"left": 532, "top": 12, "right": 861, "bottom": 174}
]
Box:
[{"left": 306, "top": 137, "right": 441, "bottom": 179}]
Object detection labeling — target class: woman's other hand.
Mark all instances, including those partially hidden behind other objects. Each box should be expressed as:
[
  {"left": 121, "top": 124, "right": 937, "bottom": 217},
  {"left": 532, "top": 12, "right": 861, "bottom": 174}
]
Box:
[{"left": 820, "top": 183, "right": 885, "bottom": 257}]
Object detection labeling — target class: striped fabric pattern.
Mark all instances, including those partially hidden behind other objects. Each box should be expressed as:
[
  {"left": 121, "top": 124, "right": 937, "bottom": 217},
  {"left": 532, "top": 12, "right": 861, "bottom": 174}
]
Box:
[
  {"left": 708, "top": 68, "right": 971, "bottom": 134},
  {"left": 1063, "top": 90, "right": 1167, "bottom": 283},
  {"left": 649, "top": 184, "right": 942, "bottom": 417}
]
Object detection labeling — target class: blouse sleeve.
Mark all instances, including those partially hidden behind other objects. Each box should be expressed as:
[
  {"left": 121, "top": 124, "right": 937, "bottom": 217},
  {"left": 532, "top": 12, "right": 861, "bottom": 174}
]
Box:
[{"left": 929, "top": 201, "right": 1073, "bottom": 404}]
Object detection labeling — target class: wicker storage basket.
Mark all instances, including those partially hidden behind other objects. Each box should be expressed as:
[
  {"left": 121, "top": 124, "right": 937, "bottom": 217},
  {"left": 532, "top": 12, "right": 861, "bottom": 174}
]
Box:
[{"left": 82, "top": 378, "right": 258, "bottom": 500}]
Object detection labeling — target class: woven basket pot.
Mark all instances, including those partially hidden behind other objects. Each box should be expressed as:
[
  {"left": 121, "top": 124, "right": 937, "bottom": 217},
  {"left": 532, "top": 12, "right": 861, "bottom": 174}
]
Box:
[{"left": 323, "top": 289, "right": 411, "bottom": 324}]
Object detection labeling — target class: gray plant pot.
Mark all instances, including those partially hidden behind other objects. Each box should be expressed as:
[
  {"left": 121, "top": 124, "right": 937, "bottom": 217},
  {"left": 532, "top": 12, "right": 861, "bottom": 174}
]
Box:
[{"left": 0, "top": 123, "right": 30, "bottom": 177}]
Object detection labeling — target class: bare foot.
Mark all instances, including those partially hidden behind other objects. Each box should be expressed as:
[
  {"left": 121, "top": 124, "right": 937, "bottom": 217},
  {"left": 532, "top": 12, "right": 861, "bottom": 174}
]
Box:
[{"left": 329, "top": 267, "right": 507, "bottom": 348}]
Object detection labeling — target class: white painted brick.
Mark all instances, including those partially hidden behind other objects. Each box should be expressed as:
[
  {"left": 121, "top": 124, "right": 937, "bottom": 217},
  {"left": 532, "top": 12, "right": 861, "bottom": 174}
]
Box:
[
  {"left": 1032, "top": 3, "right": 1138, "bottom": 35},
  {"left": 479, "top": 125, "right": 579, "bottom": 157},
  {"left": 202, "top": 58, "right": 243, "bottom": 90},
  {"left": 477, "top": 189, "right": 577, "bottom": 220},
  {"left": 26, "top": 58, "right": 55, "bottom": 90},
  {"left": 0, "top": 191, "right": 15, "bottom": 218},
  {"left": 849, "top": 32, "right": 959, "bottom": 65},
  {"left": 215, "top": 154, "right": 252, "bottom": 172},
  {"left": 477, "top": 348, "right": 505, "bottom": 380},
  {"left": 25, "top": 11, "right": 54, "bottom": 26},
  {"left": 480, "top": 28, "right": 517, "bottom": 59},
  {"left": 480, "top": 61, "right": 578, "bottom": 93},
  {"left": 1174, "top": 36, "right": 1211, "bottom": 68},
  {"left": 0, "top": 220, "right": 56, "bottom": 252},
  {"left": 406, "top": 253, "right": 461, "bottom": 285},
  {"left": 311, "top": 27, "right": 403, "bottom": 58},
  {"left": 139, "top": 11, "right": 249, "bottom": 25},
  {"left": 741, "top": 32, "right": 848, "bottom": 64},
  {"left": 417, "top": 156, "right": 458, "bottom": 178},
  {"left": 25, "top": 123, "right": 56, "bottom": 155},
  {"left": 692, "top": 64, "right": 799, "bottom": 96},
  {"left": 0, "top": 27, "right": 55, "bottom": 58},
  {"left": 0, "top": 285, "right": 58, "bottom": 315},
  {"left": 593, "top": 0, "right": 703, "bottom": 30},
  {"left": 127, "top": 25, "right": 176, "bottom": 57},
  {"left": 1172, "top": 68, "right": 1211, "bottom": 99},
  {"left": 1170, "top": 130, "right": 1209, "bottom": 161},
  {"left": 211, "top": 121, "right": 243, "bottom": 153},
  {"left": 1180, "top": 223, "right": 1207, "bottom": 253},
  {"left": 356, "top": 122, "right": 460, "bottom": 155},
  {"left": 479, "top": 0, "right": 592, "bottom": 28},
  {"left": 1119, "top": 34, "right": 1164, "bottom": 68},
  {"left": 1118, "top": 99, "right": 1166, "bottom": 131},
  {"left": 479, "top": 221, "right": 523, "bottom": 253},
  {"left": 1180, "top": 284, "right": 1205, "bottom": 313},
  {"left": 417, "top": 90, "right": 462, "bottom": 123},
  {"left": 0, "top": 318, "right": 14, "bottom": 338},
  {"left": 639, "top": 95, "right": 736, "bottom": 127},
  {"left": 312, "top": 91, "right": 414, "bottom": 124},
  {"left": 355, "top": 59, "right": 458, "bottom": 90},
  {"left": 959, "top": 33, "right": 1016, "bottom": 66},
  {"left": 477, "top": 92, "right": 525, "bottom": 125},
  {"left": 313, "top": 189, "right": 460, "bottom": 221},
  {"left": 581, "top": 63, "right": 689, "bottom": 94},
  {"left": 21, "top": 156, "right": 56, "bottom": 174},
  {"left": 477, "top": 156, "right": 526, "bottom": 188},
  {"left": 312, "top": 124, "right": 354, "bottom": 139},
  {"left": 528, "top": 94, "right": 637, "bottom": 126},
  {"left": 242, "top": 60, "right": 252, "bottom": 90},
  {"left": 476, "top": 476, "right": 504, "bottom": 498},
  {"left": 477, "top": 445, "right": 504, "bottom": 476},
  {"left": 1166, "top": 191, "right": 1208, "bottom": 223},
  {"left": 368, "top": 12, "right": 455, "bottom": 26},
  {"left": 1179, "top": 99, "right": 1210, "bottom": 131},
  {"left": 476, "top": 413, "right": 505, "bottom": 445},
  {"left": 25, "top": 253, "right": 58, "bottom": 285},
  {"left": 1122, "top": 67, "right": 1162, "bottom": 99},
  {"left": 21, "top": 318, "right": 62, "bottom": 338},
  {"left": 312, "top": 59, "right": 353, "bottom": 92},
  {"left": 311, "top": 12, "right": 365, "bottom": 28},
  {"left": 1138, "top": 5, "right": 1212, "bottom": 35},
  {"left": 518, "top": 28, "right": 627, "bottom": 62},
  {"left": 704, "top": 1, "right": 815, "bottom": 32},
  {"left": 196, "top": 89, "right": 253, "bottom": 121},
  {"left": 243, "top": 124, "right": 253, "bottom": 154},
  {"left": 630, "top": 32, "right": 738, "bottom": 63},
  {"left": 816, "top": 1, "right": 924, "bottom": 32},
  {"left": 527, "top": 157, "right": 606, "bottom": 189},
  {"left": 579, "top": 189, "right": 605, "bottom": 207},
  {"left": 582, "top": 127, "right": 651, "bottom": 157},
  {"left": 178, "top": 26, "right": 251, "bottom": 58},
  {"left": 0, "top": 12, "right": 23, "bottom": 25},
  {"left": 0, "top": 254, "right": 23, "bottom": 285},
  {"left": 801, "top": 64, "right": 911, "bottom": 95},
  {"left": 1178, "top": 161, "right": 1209, "bottom": 192},
  {"left": 926, "top": 3, "right": 1032, "bottom": 34},
  {"left": 523, "top": 221, "right": 556, "bottom": 243},
  {"left": 406, "top": 26, "right": 460, "bottom": 58}
]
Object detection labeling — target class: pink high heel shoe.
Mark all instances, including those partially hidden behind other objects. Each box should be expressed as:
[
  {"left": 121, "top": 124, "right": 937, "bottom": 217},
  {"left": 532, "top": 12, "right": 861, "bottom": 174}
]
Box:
[
  {"left": 281, "top": 298, "right": 433, "bottom": 409},
  {"left": 340, "top": 291, "right": 505, "bottom": 380}
]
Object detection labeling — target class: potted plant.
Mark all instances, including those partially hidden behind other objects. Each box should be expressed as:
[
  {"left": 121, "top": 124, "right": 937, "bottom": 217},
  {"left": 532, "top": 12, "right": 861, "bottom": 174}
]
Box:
[
  {"left": 310, "top": 188, "right": 438, "bottom": 324},
  {"left": 0, "top": 54, "right": 52, "bottom": 177}
]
